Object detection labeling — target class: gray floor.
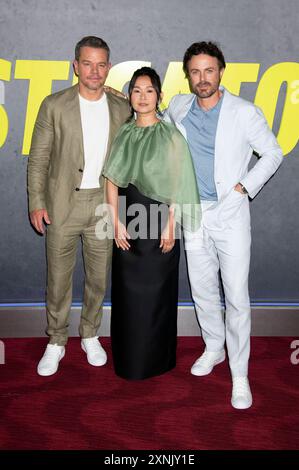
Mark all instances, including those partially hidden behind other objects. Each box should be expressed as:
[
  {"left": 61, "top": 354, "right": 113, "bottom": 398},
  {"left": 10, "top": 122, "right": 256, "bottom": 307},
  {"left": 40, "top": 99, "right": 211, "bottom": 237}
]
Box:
[{"left": 0, "top": 306, "right": 298, "bottom": 337}]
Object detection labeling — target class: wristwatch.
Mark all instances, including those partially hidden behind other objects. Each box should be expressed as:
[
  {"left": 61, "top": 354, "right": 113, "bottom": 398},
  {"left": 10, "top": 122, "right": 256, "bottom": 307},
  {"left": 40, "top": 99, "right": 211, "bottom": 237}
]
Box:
[{"left": 239, "top": 183, "right": 248, "bottom": 194}]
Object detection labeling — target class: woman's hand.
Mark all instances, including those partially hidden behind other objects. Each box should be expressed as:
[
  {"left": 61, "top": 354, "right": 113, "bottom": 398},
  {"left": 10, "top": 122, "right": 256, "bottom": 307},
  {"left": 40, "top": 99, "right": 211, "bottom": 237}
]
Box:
[
  {"left": 115, "top": 219, "right": 131, "bottom": 250},
  {"left": 160, "top": 228, "right": 175, "bottom": 253},
  {"left": 160, "top": 208, "right": 175, "bottom": 254},
  {"left": 106, "top": 180, "right": 130, "bottom": 250}
]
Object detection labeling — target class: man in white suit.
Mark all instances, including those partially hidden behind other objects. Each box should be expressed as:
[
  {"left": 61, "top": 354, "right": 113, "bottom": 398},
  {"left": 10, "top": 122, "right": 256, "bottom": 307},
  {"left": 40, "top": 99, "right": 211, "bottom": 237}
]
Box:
[{"left": 165, "top": 42, "right": 283, "bottom": 409}]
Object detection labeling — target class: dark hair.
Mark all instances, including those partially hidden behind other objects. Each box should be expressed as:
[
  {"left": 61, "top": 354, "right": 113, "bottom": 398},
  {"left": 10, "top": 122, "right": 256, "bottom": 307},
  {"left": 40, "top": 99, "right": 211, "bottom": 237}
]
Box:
[
  {"left": 183, "top": 41, "right": 226, "bottom": 76},
  {"left": 75, "top": 36, "right": 110, "bottom": 61},
  {"left": 128, "top": 67, "right": 162, "bottom": 113}
]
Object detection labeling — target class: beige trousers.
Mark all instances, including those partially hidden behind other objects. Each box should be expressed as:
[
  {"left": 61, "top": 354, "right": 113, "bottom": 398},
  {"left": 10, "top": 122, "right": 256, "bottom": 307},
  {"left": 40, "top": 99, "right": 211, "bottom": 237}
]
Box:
[{"left": 46, "top": 188, "right": 112, "bottom": 346}]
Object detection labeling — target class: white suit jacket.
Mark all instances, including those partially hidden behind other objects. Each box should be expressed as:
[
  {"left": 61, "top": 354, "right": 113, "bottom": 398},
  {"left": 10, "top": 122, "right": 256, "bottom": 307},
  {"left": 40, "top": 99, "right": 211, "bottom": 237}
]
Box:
[{"left": 164, "top": 87, "right": 283, "bottom": 229}]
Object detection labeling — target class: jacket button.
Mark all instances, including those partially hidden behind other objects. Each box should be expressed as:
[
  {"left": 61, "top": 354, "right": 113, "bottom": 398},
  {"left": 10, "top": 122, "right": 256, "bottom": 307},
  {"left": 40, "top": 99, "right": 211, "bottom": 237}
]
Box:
[
  {"left": 79, "top": 169, "right": 83, "bottom": 172},
  {"left": 75, "top": 188, "right": 80, "bottom": 191}
]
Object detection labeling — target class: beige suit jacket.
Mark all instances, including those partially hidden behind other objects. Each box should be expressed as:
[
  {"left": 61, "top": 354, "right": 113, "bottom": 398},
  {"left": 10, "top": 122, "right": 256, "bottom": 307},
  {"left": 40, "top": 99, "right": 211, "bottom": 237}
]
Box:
[{"left": 28, "top": 84, "right": 131, "bottom": 225}]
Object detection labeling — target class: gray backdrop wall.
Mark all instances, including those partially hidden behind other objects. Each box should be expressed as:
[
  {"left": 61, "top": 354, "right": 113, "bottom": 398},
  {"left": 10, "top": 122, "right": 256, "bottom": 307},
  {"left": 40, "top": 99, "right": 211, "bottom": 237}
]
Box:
[{"left": 0, "top": 0, "right": 298, "bottom": 305}]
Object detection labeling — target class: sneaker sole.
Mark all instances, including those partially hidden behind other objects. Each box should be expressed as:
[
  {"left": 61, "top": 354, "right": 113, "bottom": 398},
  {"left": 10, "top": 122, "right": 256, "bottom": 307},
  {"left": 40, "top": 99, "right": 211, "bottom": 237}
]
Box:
[
  {"left": 231, "top": 398, "right": 253, "bottom": 410},
  {"left": 37, "top": 349, "right": 65, "bottom": 377},
  {"left": 190, "top": 353, "right": 225, "bottom": 376}
]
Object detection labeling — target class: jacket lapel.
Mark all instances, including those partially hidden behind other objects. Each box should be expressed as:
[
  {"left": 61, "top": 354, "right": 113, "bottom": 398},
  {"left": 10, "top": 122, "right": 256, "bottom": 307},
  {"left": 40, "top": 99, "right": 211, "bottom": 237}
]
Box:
[
  {"left": 63, "top": 84, "right": 84, "bottom": 168},
  {"left": 214, "top": 87, "right": 236, "bottom": 168},
  {"left": 104, "top": 92, "right": 120, "bottom": 165},
  {"left": 174, "top": 95, "right": 195, "bottom": 138},
  {"left": 63, "top": 88, "right": 127, "bottom": 185}
]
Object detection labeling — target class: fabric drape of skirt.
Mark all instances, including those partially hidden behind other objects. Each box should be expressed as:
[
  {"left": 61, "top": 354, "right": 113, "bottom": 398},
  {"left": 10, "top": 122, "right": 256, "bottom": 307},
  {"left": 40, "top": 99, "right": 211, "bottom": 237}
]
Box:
[{"left": 111, "top": 184, "right": 180, "bottom": 380}]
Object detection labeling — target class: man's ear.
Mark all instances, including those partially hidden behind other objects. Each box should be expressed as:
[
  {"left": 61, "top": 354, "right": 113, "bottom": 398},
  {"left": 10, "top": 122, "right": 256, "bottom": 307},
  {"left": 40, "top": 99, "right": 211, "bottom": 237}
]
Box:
[{"left": 73, "top": 60, "right": 79, "bottom": 77}]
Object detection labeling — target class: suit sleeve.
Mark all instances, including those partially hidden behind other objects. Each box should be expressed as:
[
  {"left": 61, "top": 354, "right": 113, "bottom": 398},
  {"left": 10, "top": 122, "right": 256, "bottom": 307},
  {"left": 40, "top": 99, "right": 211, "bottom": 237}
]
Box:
[
  {"left": 27, "top": 97, "right": 54, "bottom": 212},
  {"left": 240, "top": 105, "right": 283, "bottom": 198}
]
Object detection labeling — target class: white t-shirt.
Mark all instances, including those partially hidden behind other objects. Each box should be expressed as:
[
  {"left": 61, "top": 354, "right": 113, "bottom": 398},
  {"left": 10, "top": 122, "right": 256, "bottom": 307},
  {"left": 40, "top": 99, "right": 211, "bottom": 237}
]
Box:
[{"left": 79, "top": 93, "right": 110, "bottom": 189}]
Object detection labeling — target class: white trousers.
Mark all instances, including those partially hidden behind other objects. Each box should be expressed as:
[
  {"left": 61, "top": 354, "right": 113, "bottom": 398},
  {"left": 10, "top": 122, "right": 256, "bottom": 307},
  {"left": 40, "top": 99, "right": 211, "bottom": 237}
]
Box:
[{"left": 184, "top": 196, "right": 251, "bottom": 377}]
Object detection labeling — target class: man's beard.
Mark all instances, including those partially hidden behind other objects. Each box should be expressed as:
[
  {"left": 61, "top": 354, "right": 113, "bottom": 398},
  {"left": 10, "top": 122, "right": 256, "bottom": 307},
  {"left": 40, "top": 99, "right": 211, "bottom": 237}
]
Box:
[
  {"left": 192, "top": 81, "right": 219, "bottom": 99},
  {"left": 84, "top": 76, "right": 104, "bottom": 91}
]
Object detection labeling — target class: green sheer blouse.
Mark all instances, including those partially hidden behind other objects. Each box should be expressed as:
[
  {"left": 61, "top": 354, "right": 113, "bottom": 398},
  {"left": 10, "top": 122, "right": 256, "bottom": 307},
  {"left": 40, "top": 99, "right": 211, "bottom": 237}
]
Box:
[{"left": 103, "top": 120, "right": 201, "bottom": 231}]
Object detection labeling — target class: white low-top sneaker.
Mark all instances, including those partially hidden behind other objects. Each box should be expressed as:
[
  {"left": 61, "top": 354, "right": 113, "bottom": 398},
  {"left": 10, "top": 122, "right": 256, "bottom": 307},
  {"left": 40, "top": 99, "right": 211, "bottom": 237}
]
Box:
[
  {"left": 37, "top": 344, "right": 65, "bottom": 376},
  {"left": 231, "top": 376, "right": 253, "bottom": 409},
  {"left": 81, "top": 337, "right": 107, "bottom": 366},
  {"left": 191, "top": 349, "right": 225, "bottom": 376}
]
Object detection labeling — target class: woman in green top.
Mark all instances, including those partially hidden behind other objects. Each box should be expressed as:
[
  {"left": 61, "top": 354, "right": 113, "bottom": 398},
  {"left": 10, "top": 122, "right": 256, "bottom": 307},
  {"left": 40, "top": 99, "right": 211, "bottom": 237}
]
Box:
[{"left": 103, "top": 67, "right": 200, "bottom": 380}]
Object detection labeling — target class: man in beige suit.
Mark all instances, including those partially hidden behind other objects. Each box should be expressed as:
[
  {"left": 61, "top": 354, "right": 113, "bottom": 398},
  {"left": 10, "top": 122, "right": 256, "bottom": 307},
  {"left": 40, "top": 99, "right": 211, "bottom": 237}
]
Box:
[{"left": 28, "top": 36, "right": 130, "bottom": 376}]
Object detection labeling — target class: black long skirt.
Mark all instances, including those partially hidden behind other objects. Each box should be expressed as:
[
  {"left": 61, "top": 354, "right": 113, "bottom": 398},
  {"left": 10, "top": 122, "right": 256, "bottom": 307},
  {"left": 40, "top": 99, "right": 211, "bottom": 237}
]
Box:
[{"left": 111, "top": 184, "right": 180, "bottom": 380}]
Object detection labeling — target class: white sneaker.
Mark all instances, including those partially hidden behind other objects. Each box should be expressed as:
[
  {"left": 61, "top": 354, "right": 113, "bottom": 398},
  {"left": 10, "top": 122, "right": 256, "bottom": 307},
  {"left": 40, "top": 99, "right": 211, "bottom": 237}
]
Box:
[
  {"left": 81, "top": 337, "right": 107, "bottom": 366},
  {"left": 231, "top": 376, "right": 253, "bottom": 409},
  {"left": 191, "top": 349, "right": 225, "bottom": 376},
  {"left": 37, "top": 344, "right": 65, "bottom": 376}
]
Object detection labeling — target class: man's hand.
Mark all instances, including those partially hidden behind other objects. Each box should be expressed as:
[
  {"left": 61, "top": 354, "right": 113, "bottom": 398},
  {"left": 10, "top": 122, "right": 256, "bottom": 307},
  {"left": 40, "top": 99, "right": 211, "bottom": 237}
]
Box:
[
  {"left": 30, "top": 209, "right": 51, "bottom": 234},
  {"left": 234, "top": 183, "right": 245, "bottom": 194}
]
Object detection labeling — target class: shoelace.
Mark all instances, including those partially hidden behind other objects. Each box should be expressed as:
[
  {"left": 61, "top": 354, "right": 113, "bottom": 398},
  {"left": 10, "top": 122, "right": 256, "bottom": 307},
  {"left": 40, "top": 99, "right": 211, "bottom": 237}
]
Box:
[
  {"left": 85, "top": 339, "right": 101, "bottom": 354},
  {"left": 197, "top": 351, "right": 216, "bottom": 365},
  {"left": 45, "top": 345, "right": 62, "bottom": 358},
  {"left": 233, "top": 377, "right": 249, "bottom": 396}
]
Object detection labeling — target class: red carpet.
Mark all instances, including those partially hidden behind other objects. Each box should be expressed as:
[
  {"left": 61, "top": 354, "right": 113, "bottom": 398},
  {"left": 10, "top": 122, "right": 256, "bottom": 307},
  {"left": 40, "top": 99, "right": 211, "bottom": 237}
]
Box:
[{"left": 0, "top": 337, "right": 298, "bottom": 450}]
